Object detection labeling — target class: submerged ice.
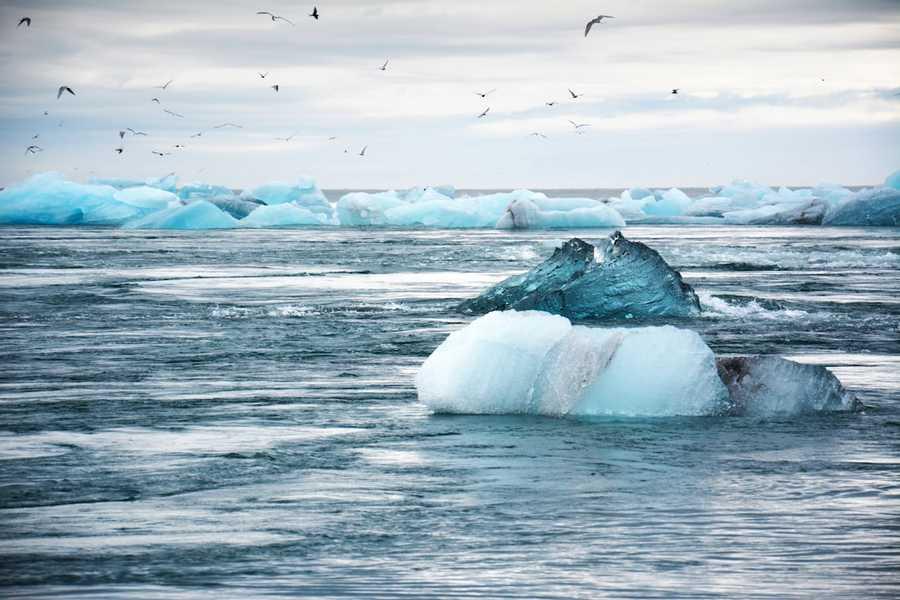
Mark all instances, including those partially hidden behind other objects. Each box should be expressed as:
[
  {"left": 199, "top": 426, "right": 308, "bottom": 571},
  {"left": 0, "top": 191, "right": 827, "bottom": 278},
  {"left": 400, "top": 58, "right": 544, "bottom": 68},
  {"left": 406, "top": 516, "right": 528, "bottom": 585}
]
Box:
[
  {"left": 460, "top": 232, "right": 700, "bottom": 319},
  {"left": 417, "top": 311, "right": 858, "bottom": 418}
]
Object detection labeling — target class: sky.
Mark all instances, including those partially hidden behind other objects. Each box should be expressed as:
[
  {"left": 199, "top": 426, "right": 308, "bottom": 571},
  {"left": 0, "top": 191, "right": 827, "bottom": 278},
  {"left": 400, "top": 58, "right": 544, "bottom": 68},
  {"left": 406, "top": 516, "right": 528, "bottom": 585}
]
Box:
[{"left": 0, "top": 0, "right": 899, "bottom": 189}]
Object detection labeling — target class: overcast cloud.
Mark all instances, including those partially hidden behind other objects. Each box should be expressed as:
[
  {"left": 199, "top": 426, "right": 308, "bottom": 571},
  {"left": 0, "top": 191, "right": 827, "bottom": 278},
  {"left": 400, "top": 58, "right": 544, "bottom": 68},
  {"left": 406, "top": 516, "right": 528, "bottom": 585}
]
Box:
[{"left": 1, "top": 0, "right": 898, "bottom": 188}]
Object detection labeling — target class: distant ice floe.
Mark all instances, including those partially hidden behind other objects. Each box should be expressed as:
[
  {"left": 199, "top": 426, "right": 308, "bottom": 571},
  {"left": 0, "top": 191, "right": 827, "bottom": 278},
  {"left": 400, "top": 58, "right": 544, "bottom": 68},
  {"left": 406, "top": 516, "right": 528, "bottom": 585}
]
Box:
[
  {"left": 1, "top": 169, "right": 898, "bottom": 229},
  {"left": 416, "top": 310, "right": 858, "bottom": 418}
]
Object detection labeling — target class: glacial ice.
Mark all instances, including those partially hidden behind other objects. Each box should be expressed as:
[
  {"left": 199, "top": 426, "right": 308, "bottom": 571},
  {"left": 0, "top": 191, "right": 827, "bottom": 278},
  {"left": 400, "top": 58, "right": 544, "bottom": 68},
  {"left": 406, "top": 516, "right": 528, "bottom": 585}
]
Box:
[
  {"left": 716, "top": 356, "right": 857, "bottom": 415},
  {"left": 416, "top": 311, "right": 729, "bottom": 417},
  {"left": 113, "top": 186, "right": 180, "bottom": 211},
  {"left": 0, "top": 172, "right": 145, "bottom": 225},
  {"left": 459, "top": 232, "right": 700, "bottom": 319},
  {"left": 496, "top": 196, "right": 625, "bottom": 229},
  {"left": 243, "top": 178, "right": 333, "bottom": 220},
  {"left": 238, "top": 203, "right": 324, "bottom": 227},
  {"left": 207, "top": 196, "right": 264, "bottom": 219},
  {"left": 123, "top": 200, "right": 238, "bottom": 229},
  {"left": 822, "top": 187, "right": 900, "bottom": 227},
  {"left": 178, "top": 182, "right": 235, "bottom": 201},
  {"left": 885, "top": 170, "right": 900, "bottom": 191},
  {"left": 91, "top": 173, "right": 178, "bottom": 193}
]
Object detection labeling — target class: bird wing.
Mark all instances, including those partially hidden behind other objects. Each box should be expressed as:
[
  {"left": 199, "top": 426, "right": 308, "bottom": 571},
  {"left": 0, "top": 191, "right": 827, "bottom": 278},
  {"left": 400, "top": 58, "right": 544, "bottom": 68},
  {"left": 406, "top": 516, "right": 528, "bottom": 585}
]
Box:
[
  {"left": 569, "top": 89, "right": 577, "bottom": 98},
  {"left": 274, "top": 16, "right": 294, "bottom": 24},
  {"left": 256, "top": 12, "right": 273, "bottom": 16},
  {"left": 585, "top": 19, "right": 597, "bottom": 37},
  {"left": 360, "top": 146, "right": 367, "bottom": 155}
]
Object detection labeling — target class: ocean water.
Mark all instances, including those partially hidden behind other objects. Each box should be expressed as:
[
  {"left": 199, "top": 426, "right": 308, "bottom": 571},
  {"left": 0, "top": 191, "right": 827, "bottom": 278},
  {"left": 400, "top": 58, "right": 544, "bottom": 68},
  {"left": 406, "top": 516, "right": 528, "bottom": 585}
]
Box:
[{"left": 0, "top": 225, "right": 898, "bottom": 599}]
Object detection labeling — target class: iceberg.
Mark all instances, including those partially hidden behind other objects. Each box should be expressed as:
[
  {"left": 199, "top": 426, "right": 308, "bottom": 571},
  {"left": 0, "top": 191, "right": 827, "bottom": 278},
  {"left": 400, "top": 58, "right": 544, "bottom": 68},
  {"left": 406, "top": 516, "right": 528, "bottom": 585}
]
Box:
[
  {"left": 113, "top": 186, "right": 180, "bottom": 211},
  {"left": 459, "top": 232, "right": 700, "bottom": 319},
  {"left": 238, "top": 203, "right": 324, "bottom": 227},
  {"left": 822, "top": 187, "right": 900, "bottom": 227},
  {"left": 178, "top": 182, "right": 235, "bottom": 201},
  {"left": 242, "top": 177, "right": 333, "bottom": 220},
  {"left": 416, "top": 311, "right": 729, "bottom": 417},
  {"left": 123, "top": 200, "right": 237, "bottom": 229},
  {"left": 90, "top": 173, "right": 178, "bottom": 193},
  {"left": 0, "top": 172, "right": 145, "bottom": 225},
  {"left": 716, "top": 356, "right": 858, "bottom": 415},
  {"left": 496, "top": 196, "right": 625, "bottom": 229},
  {"left": 206, "top": 196, "right": 264, "bottom": 219}
]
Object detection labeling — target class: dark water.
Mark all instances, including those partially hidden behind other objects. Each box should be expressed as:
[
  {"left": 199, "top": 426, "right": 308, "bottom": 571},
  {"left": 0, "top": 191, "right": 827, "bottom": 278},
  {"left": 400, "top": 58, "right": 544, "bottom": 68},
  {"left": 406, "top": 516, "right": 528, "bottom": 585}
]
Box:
[{"left": 1, "top": 225, "right": 899, "bottom": 598}]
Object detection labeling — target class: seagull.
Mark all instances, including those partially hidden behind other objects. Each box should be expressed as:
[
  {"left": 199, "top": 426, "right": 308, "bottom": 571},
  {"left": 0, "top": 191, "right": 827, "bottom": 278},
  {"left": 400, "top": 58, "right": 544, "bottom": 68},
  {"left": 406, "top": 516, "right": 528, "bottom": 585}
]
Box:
[
  {"left": 309, "top": 6, "right": 319, "bottom": 20},
  {"left": 258, "top": 72, "right": 269, "bottom": 78},
  {"left": 475, "top": 89, "right": 496, "bottom": 99},
  {"left": 546, "top": 101, "right": 558, "bottom": 107},
  {"left": 213, "top": 123, "right": 243, "bottom": 129},
  {"left": 163, "top": 109, "right": 184, "bottom": 118},
  {"left": 25, "top": 145, "right": 42, "bottom": 155},
  {"left": 127, "top": 128, "right": 148, "bottom": 136},
  {"left": 585, "top": 15, "right": 615, "bottom": 37},
  {"left": 190, "top": 132, "right": 204, "bottom": 138},
  {"left": 57, "top": 86, "right": 75, "bottom": 99},
  {"left": 568, "top": 120, "right": 591, "bottom": 129},
  {"left": 275, "top": 133, "right": 297, "bottom": 141},
  {"left": 118, "top": 130, "right": 126, "bottom": 139},
  {"left": 43, "top": 111, "right": 48, "bottom": 116},
  {"left": 174, "top": 144, "right": 185, "bottom": 149},
  {"left": 671, "top": 88, "right": 679, "bottom": 95},
  {"left": 477, "top": 107, "right": 490, "bottom": 118},
  {"left": 257, "top": 11, "right": 294, "bottom": 25},
  {"left": 152, "top": 150, "right": 172, "bottom": 157},
  {"left": 359, "top": 145, "right": 368, "bottom": 156},
  {"left": 529, "top": 132, "right": 548, "bottom": 139},
  {"left": 379, "top": 59, "right": 389, "bottom": 71},
  {"left": 569, "top": 88, "right": 583, "bottom": 99},
  {"left": 18, "top": 17, "right": 31, "bottom": 27},
  {"left": 327, "top": 136, "right": 337, "bottom": 141},
  {"left": 156, "top": 79, "right": 173, "bottom": 90},
  {"left": 114, "top": 148, "right": 124, "bottom": 154},
  {"left": 151, "top": 97, "right": 160, "bottom": 103},
  {"left": 271, "top": 84, "right": 280, "bottom": 92}
]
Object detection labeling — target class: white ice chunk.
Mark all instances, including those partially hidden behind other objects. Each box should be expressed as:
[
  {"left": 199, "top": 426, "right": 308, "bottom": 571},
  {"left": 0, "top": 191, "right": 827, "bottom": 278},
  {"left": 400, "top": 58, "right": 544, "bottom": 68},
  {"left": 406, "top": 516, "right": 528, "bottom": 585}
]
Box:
[
  {"left": 124, "top": 200, "right": 237, "bottom": 229},
  {"left": 416, "top": 311, "right": 728, "bottom": 417},
  {"left": 238, "top": 203, "right": 325, "bottom": 227}
]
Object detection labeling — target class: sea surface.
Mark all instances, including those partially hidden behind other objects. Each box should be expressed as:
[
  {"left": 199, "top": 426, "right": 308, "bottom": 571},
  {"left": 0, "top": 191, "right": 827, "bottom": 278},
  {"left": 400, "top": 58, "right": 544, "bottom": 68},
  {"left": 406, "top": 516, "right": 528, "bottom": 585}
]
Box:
[{"left": 0, "top": 225, "right": 899, "bottom": 598}]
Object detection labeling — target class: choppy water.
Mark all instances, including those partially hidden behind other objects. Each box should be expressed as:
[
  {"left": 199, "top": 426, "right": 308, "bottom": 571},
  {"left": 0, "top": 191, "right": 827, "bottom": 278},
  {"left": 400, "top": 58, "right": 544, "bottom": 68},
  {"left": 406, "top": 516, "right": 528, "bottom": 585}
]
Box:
[{"left": 1, "top": 225, "right": 899, "bottom": 599}]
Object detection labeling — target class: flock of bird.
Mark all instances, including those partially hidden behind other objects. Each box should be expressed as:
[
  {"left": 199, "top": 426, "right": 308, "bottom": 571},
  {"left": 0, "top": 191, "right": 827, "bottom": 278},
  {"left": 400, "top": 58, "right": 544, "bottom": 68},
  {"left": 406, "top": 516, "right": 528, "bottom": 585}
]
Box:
[{"left": 16, "top": 10, "right": 678, "bottom": 161}]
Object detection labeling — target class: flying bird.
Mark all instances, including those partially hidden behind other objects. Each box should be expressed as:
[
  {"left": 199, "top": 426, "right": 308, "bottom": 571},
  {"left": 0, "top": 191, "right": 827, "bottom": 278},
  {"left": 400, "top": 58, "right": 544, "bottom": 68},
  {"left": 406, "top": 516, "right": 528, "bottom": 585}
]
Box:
[
  {"left": 25, "top": 145, "right": 42, "bottom": 155},
  {"left": 257, "top": 11, "right": 294, "bottom": 25},
  {"left": 671, "top": 89, "right": 680, "bottom": 95},
  {"left": 271, "top": 84, "right": 280, "bottom": 92},
  {"left": 152, "top": 150, "right": 172, "bottom": 157},
  {"left": 156, "top": 79, "right": 173, "bottom": 90},
  {"left": 57, "top": 86, "right": 75, "bottom": 99},
  {"left": 163, "top": 109, "right": 184, "bottom": 118},
  {"left": 309, "top": 6, "right": 319, "bottom": 20},
  {"left": 213, "top": 123, "right": 243, "bottom": 129},
  {"left": 475, "top": 89, "right": 496, "bottom": 99},
  {"left": 276, "top": 133, "right": 297, "bottom": 141},
  {"left": 379, "top": 59, "right": 389, "bottom": 71},
  {"left": 127, "top": 128, "right": 148, "bottom": 136},
  {"left": 190, "top": 132, "right": 204, "bottom": 138},
  {"left": 585, "top": 15, "right": 615, "bottom": 37},
  {"left": 174, "top": 144, "right": 185, "bottom": 149},
  {"left": 477, "top": 107, "right": 490, "bottom": 118},
  {"left": 118, "top": 130, "right": 126, "bottom": 139},
  {"left": 569, "top": 89, "right": 583, "bottom": 99},
  {"left": 327, "top": 136, "right": 337, "bottom": 141},
  {"left": 114, "top": 148, "right": 124, "bottom": 154},
  {"left": 359, "top": 145, "right": 368, "bottom": 156},
  {"left": 529, "top": 132, "right": 548, "bottom": 139},
  {"left": 151, "top": 97, "right": 160, "bottom": 103},
  {"left": 568, "top": 120, "right": 591, "bottom": 129},
  {"left": 18, "top": 17, "right": 31, "bottom": 27},
  {"left": 546, "top": 101, "right": 558, "bottom": 107},
  {"left": 258, "top": 72, "right": 269, "bottom": 79}
]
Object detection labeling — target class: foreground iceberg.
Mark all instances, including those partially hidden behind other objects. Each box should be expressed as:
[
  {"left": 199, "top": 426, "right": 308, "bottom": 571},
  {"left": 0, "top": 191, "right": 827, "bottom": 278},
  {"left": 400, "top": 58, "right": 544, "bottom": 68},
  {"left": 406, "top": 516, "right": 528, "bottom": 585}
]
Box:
[
  {"left": 417, "top": 311, "right": 858, "bottom": 418},
  {"left": 124, "top": 200, "right": 237, "bottom": 229},
  {"left": 717, "top": 356, "right": 858, "bottom": 415},
  {"left": 416, "top": 311, "right": 729, "bottom": 417},
  {"left": 459, "top": 232, "right": 700, "bottom": 319},
  {"left": 0, "top": 172, "right": 146, "bottom": 225}
]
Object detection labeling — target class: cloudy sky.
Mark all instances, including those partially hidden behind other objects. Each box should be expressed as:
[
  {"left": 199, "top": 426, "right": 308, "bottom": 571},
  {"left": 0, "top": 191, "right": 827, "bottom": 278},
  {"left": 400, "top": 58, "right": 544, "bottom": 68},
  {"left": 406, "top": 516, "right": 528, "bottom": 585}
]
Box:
[{"left": 1, "top": 0, "right": 898, "bottom": 189}]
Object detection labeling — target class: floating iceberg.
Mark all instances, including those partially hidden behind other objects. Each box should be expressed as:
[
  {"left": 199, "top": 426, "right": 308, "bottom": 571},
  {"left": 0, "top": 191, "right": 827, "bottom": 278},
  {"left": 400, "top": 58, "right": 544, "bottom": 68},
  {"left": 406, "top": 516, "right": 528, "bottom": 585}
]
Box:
[
  {"left": 123, "top": 200, "right": 237, "bottom": 230},
  {"left": 238, "top": 203, "right": 325, "bottom": 227},
  {"left": 207, "top": 196, "right": 264, "bottom": 219},
  {"left": 113, "top": 186, "right": 180, "bottom": 211},
  {"left": 243, "top": 178, "right": 333, "bottom": 221},
  {"left": 0, "top": 172, "right": 145, "bottom": 225},
  {"left": 91, "top": 173, "right": 178, "bottom": 193},
  {"left": 416, "top": 311, "right": 729, "bottom": 417},
  {"left": 716, "top": 356, "right": 857, "bottom": 415},
  {"left": 336, "top": 188, "right": 625, "bottom": 229},
  {"left": 885, "top": 170, "right": 900, "bottom": 191},
  {"left": 459, "top": 232, "right": 700, "bottom": 319},
  {"left": 178, "top": 182, "right": 235, "bottom": 201},
  {"left": 822, "top": 187, "right": 900, "bottom": 227}
]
